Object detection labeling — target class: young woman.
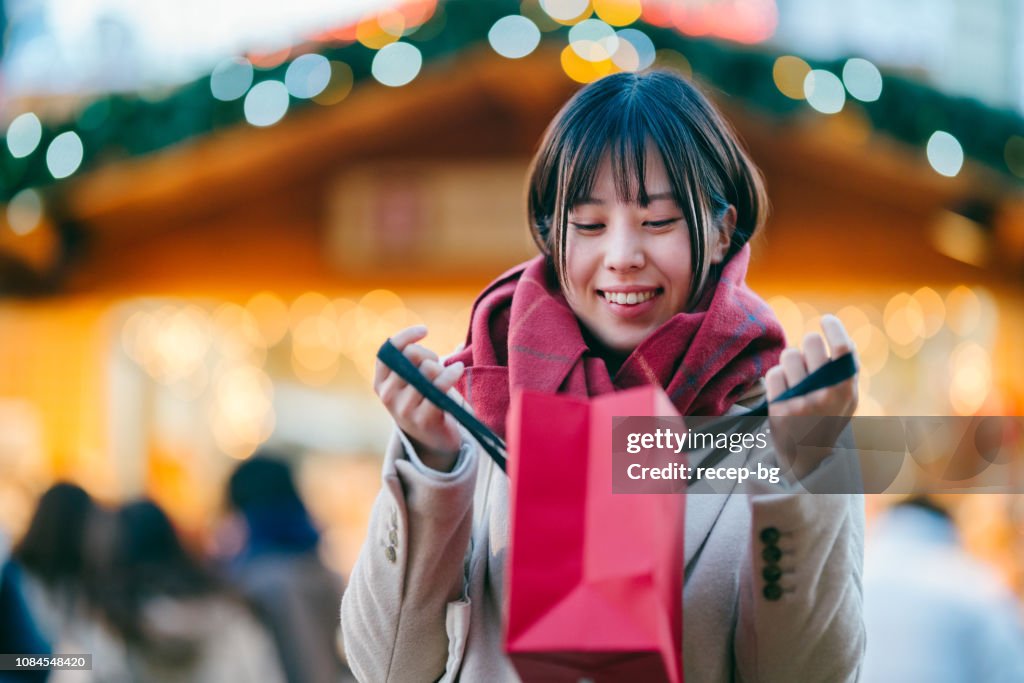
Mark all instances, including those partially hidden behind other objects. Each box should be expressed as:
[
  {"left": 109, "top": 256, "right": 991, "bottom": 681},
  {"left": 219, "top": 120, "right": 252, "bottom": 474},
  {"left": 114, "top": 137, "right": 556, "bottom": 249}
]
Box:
[{"left": 341, "top": 70, "right": 864, "bottom": 682}]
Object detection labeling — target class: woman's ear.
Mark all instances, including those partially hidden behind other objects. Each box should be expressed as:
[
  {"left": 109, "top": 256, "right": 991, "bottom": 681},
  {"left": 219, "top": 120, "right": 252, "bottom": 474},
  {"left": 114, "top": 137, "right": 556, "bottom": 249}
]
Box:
[{"left": 710, "top": 205, "right": 737, "bottom": 264}]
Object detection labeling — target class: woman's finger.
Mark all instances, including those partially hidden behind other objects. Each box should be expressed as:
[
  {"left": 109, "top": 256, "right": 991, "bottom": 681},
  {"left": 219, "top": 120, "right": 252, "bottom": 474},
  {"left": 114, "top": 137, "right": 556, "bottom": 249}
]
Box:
[
  {"left": 780, "top": 347, "right": 807, "bottom": 388},
  {"left": 433, "top": 362, "right": 465, "bottom": 393},
  {"left": 802, "top": 332, "right": 829, "bottom": 373},
  {"left": 765, "top": 365, "right": 788, "bottom": 402},
  {"left": 375, "top": 369, "right": 404, "bottom": 406},
  {"left": 405, "top": 344, "right": 439, "bottom": 367},
  {"left": 373, "top": 358, "right": 390, "bottom": 389},
  {"left": 376, "top": 326, "right": 429, "bottom": 386},
  {"left": 395, "top": 359, "right": 442, "bottom": 416},
  {"left": 390, "top": 325, "right": 429, "bottom": 351},
  {"left": 409, "top": 363, "right": 465, "bottom": 433},
  {"left": 820, "top": 314, "right": 853, "bottom": 357}
]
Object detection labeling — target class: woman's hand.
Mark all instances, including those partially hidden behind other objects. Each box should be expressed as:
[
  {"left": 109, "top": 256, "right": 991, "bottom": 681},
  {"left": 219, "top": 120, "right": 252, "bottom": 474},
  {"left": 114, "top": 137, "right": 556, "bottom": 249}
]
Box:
[
  {"left": 765, "top": 314, "right": 858, "bottom": 480},
  {"left": 374, "top": 326, "right": 466, "bottom": 473}
]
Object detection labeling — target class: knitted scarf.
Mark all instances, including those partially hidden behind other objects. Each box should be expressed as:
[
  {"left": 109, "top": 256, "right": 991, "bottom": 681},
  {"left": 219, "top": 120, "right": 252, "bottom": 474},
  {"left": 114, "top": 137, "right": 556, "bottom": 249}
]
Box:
[{"left": 446, "top": 245, "right": 785, "bottom": 438}]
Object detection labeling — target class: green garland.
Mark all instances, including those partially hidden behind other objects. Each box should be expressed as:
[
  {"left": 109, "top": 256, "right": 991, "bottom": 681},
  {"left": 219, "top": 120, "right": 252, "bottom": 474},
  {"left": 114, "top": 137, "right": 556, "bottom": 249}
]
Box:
[{"left": 1, "top": 0, "right": 1022, "bottom": 206}]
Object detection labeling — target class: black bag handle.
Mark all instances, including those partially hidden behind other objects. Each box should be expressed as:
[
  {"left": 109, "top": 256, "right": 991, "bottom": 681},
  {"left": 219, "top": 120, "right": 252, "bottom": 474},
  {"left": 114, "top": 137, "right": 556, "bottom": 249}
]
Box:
[
  {"left": 377, "top": 340, "right": 508, "bottom": 471},
  {"left": 377, "top": 340, "right": 857, "bottom": 474}
]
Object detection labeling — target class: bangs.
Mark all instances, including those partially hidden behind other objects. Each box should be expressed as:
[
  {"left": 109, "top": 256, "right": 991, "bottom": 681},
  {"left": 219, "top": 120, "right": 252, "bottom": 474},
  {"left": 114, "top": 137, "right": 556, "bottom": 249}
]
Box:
[{"left": 560, "top": 102, "right": 664, "bottom": 210}]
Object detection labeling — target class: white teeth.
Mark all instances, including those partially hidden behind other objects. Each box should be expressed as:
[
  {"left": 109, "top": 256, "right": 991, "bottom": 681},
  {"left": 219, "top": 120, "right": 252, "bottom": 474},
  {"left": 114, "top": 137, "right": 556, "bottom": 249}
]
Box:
[{"left": 602, "top": 290, "right": 656, "bottom": 305}]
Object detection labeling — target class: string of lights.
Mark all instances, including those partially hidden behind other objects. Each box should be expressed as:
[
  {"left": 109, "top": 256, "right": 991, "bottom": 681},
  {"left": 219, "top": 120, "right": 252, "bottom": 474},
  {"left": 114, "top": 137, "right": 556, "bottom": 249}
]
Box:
[{"left": 2, "top": 0, "right": 1023, "bottom": 235}]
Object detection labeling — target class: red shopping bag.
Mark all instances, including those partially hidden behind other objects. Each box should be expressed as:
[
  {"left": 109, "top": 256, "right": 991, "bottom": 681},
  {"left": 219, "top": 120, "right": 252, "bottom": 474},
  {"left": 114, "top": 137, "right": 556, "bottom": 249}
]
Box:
[{"left": 504, "top": 385, "right": 684, "bottom": 683}]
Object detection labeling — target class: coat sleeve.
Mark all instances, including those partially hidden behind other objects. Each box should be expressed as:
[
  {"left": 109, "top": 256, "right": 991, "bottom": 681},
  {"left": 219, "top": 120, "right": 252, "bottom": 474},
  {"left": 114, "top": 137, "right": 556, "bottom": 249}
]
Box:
[
  {"left": 340, "top": 430, "right": 478, "bottom": 683},
  {"left": 734, "top": 457, "right": 866, "bottom": 682}
]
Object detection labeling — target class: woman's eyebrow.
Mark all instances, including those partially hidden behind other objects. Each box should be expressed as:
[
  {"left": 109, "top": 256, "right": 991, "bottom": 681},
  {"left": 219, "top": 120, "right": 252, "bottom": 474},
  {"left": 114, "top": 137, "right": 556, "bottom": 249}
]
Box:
[{"left": 573, "top": 192, "right": 676, "bottom": 206}]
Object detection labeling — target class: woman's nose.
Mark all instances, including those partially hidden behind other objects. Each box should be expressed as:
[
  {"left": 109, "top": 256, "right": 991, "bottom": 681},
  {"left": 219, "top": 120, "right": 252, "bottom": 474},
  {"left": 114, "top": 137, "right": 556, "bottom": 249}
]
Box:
[{"left": 602, "top": 225, "right": 645, "bottom": 272}]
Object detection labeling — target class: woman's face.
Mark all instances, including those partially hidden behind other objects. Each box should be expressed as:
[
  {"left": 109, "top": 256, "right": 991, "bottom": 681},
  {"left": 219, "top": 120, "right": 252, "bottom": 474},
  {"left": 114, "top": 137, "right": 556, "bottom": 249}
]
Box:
[{"left": 563, "top": 149, "right": 695, "bottom": 355}]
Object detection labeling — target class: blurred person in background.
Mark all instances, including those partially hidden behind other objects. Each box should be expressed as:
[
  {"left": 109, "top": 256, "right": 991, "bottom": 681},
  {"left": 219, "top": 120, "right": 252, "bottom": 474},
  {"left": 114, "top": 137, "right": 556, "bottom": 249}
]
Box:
[
  {"left": 62, "top": 499, "right": 284, "bottom": 683},
  {"left": 226, "top": 453, "right": 352, "bottom": 683},
  {"left": 1, "top": 530, "right": 51, "bottom": 683},
  {"left": 863, "top": 496, "right": 1024, "bottom": 682},
  {"left": 10, "top": 483, "right": 97, "bottom": 650}
]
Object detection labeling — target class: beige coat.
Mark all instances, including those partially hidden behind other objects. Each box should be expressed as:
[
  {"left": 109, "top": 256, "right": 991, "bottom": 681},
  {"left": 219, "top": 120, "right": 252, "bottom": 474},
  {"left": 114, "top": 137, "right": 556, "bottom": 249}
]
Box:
[{"left": 340, "top": 392, "right": 865, "bottom": 682}]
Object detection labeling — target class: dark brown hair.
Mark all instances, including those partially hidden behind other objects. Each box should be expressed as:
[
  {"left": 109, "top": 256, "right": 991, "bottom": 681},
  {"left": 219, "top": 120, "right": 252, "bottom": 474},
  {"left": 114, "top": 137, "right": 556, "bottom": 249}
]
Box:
[
  {"left": 527, "top": 70, "right": 767, "bottom": 308},
  {"left": 13, "top": 482, "right": 96, "bottom": 587}
]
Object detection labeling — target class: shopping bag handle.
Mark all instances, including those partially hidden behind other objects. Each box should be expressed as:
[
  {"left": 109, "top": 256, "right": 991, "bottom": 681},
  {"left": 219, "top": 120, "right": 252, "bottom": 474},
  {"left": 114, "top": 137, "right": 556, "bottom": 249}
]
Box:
[
  {"left": 378, "top": 340, "right": 508, "bottom": 472},
  {"left": 378, "top": 339, "right": 857, "bottom": 474},
  {"left": 741, "top": 352, "right": 858, "bottom": 417},
  {"left": 689, "top": 351, "right": 858, "bottom": 471}
]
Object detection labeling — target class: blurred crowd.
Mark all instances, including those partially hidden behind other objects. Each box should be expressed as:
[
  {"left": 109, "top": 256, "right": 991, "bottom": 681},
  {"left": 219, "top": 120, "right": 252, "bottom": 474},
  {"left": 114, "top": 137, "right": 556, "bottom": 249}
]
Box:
[
  {"left": 5, "top": 465, "right": 1024, "bottom": 682},
  {"left": 0, "top": 455, "right": 354, "bottom": 683}
]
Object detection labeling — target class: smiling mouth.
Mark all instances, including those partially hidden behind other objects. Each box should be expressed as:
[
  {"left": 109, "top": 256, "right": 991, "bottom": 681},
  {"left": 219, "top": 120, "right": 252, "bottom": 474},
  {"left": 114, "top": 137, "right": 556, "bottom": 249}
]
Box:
[{"left": 598, "top": 288, "right": 663, "bottom": 305}]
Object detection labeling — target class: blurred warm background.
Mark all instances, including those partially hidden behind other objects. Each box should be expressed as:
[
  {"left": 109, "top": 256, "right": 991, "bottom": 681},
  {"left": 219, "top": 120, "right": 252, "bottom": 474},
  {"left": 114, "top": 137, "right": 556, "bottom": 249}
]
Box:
[{"left": 2, "top": 0, "right": 1024, "bottom": 656}]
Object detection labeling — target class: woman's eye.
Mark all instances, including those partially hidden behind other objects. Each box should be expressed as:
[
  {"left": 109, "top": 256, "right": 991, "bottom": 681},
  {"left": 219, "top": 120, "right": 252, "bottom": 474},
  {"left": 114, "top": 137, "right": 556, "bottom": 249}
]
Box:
[
  {"left": 570, "top": 222, "right": 604, "bottom": 232},
  {"left": 645, "top": 218, "right": 680, "bottom": 229}
]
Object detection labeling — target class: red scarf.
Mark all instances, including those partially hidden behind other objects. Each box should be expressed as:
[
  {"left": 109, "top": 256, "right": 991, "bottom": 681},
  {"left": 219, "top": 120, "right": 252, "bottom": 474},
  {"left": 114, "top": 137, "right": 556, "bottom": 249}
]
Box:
[{"left": 446, "top": 245, "right": 785, "bottom": 438}]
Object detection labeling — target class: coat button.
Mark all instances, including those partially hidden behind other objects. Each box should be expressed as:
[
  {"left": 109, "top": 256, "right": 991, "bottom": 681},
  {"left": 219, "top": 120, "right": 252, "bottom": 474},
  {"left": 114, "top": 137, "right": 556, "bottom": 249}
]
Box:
[
  {"left": 762, "top": 564, "right": 783, "bottom": 582},
  {"left": 385, "top": 546, "right": 397, "bottom": 563},
  {"left": 763, "top": 583, "right": 783, "bottom": 601},
  {"left": 761, "top": 545, "right": 782, "bottom": 563},
  {"left": 759, "top": 527, "right": 781, "bottom": 544}
]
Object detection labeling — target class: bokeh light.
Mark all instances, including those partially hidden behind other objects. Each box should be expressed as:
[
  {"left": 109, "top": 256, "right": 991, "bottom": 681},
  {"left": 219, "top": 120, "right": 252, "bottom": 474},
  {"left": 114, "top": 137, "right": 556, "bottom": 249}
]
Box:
[
  {"left": 850, "top": 323, "right": 889, "bottom": 375},
  {"left": 6, "top": 112, "right": 43, "bottom": 158},
  {"left": 210, "top": 363, "right": 275, "bottom": 458},
  {"left": 945, "top": 285, "right": 981, "bottom": 336},
  {"left": 357, "top": 9, "right": 406, "bottom": 49},
  {"left": 395, "top": 0, "right": 438, "bottom": 31},
  {"left": 210, "top": 57, "right": 254, "bottom": 101},
  {"left": 212, "top": 303, "right": 267, "bottom": 366},
  {"left": 842, "top": 58, "right": 882, "bottom": 102},
  {"left": 488, "top": 15, "right": 542, "bottom": 59},
  {"left": 949, "top": 341, "right": 991, "bottom": 415},
  {"left": 835, "top": 305, "right": 870, "bottom": 337},
  {"left": 372, "top": 42, "right": 423, "bottom": 87},
  {"left": 285, "top": 54, "right": 332, "bottom": 99},
  {"left": 312, "top": 61, "right": 355, "bottom": 105},
  {"left": 669, "top": 0, "right": 777, "bottom": 43},
  {"left": 614, "top": 29, "right": 655, "bottom": 70},
  {"left": 45, "top": 131, "right": 84, "bottom": 179},
  {"left": 561, "top": 43, "right": 616, "bottom": 83},
  {"left": 246, "top": 292, "right": 290, "bottom": 346},
  {"left": 541, "top": 0, "right": 591, "bottom": 23},
  {"left": 570, "top": 19, "right": 618, "bottom": 61},
  {"left": 653, "top": 49, "right": 692, "bottom": 77},
  {"left": 248, "top": 46, "right": 291, "bottom": 70},
  {"left": 593, "top": 0, "right": 642, "bottom": 26},
  {"left": 244, "top": 81, "right": 290, "bottom": 127},
  {"left": 927, "top": 131, "right": 964, "bottom": 177},
  {"left": 124, "top": 305, "right": 212, "bottom": 385},
  {"left": 883, "top": 292, "right": 925, "bottom": 347},
  {"left": 767, "top": 295, "right": 802, "bottom": 343},
  {"left": 804, "top": 69, "right": 845, "bottom": 114},
  {"left": 911, "top": 286, "right": 945, "bottom": 338},
  {"left": 773, "top": 55, "right": 810, "bottom": 100},
  {"left": 6, "top": 189, "right": 44, "bottom": 236},
  {"left": 290, "top": 292, "right": 332, "bottom": 332},
  {"left": 798, "top": 301, "right": 822, "bottom": 339}
]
